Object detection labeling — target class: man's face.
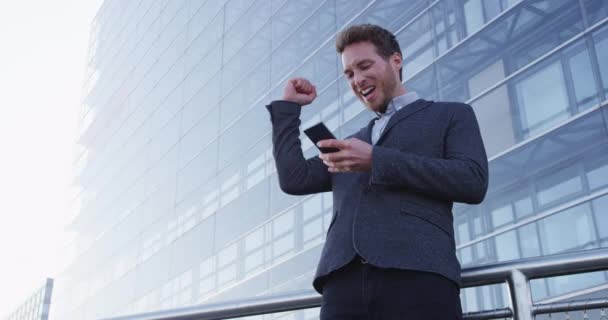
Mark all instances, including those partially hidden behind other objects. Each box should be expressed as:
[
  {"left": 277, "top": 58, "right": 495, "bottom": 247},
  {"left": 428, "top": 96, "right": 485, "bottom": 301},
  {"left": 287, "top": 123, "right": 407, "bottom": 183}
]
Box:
[{"left": 341, "top": 41, "right": 403, "bottom": 113}]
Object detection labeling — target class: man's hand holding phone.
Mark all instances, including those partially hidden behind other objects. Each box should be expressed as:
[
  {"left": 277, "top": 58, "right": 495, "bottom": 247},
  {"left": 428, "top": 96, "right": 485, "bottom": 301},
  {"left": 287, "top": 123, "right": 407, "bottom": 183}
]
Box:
[{"left": 318, "top": 138, "right": 372, "bottom": 173}]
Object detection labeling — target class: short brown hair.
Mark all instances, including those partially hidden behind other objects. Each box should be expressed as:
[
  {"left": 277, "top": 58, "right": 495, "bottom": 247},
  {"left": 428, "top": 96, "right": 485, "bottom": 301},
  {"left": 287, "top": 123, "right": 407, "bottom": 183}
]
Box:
[{"left": 336, "top": 24, "right": 403, "bottom": 80}]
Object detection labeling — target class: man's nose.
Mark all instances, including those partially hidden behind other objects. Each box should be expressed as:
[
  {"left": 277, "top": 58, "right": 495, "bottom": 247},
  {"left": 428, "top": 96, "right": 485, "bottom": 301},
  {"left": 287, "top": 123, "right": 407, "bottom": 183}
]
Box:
[{"left": 354, "top": 73, "right": 365, "bottom": 88}]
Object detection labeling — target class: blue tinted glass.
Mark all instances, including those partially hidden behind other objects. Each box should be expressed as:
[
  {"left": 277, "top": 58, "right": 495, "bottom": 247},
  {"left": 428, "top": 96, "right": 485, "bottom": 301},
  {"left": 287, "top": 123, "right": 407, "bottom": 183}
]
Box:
[
  {"left": 538, "top": 203, "right": 596, "bottom": 255},
  {"left": 60, "top": 0, "right": 608, "bottom": 316},
  {"left": 221, "top": 60, "right": 271, "bottom": 129},
  {"left": 188, "top": 0, "right": 224, "bottom": 44},
  {"left": 178, "top": 108, "right": 219, "bottom": 169},
  {"left": 234, "top": 1, "right": 272, "bottom": 56},
  {"left": 176, "top": 141, "right": 218, "bottom": 202},
  {"left": 272, "top": 0, "right": 325, "bottom": 50},
  {"left": 353, "top": 0, "right": 429, "bottom": 33},
  {"left": 506, "top": 0, "right": 583, "bottom": 72},
  {"left": 463, "top": 0, "right": 484, "bottom": 36},
  {"left": 432, "top": 1, "right": 459, "bottom": 55},
  {"left": 515, "top": 60, "right": 570, "bottom": 137},
  {"left": 489, "top": 203, "right": 514, "bottom": 228},
  {"left": 583, "top": 0, "right": 608, "bottom": 26},
  {"left": 546, "top": 271, "right": 606, "bottom": 297},
  {"left": 181, "top": 74, "right": 221, "bottom": 135},
  {"left": 494, "top": 230, "right": 519, "bottom": 262},
  {"left": 536, "top": 164, "right": 584, "bottom": 208},
  {"left": 405, "top": 65, "right": 438, "bottom": 99},
  {"left": 335, "top": 0, "right": 373, "bottom": 28},
  {"left": 594, "top": 25, "right": 608, "bottom": 96},
  {"left": 518, "top": 223, "right": 541, "bottom": 258},
  {"left": 592, "top": 194, "right": 608, "bottom": 242},
  {"left": 566, "top": 45, "right": 598, "bottom": 110},
  {"left": 398, "top": 11, "right": 434, "bottom": 80},
  {"left": 271, "top": 0, "right": 336, "bottom": 84},
  {"left": 586, "top": 149, "right": 608, "bottom": 191},
  {"left": 483, "top": 0, "right": 503, "bottom": 21},
  {"left": 218, "top": 102, "right": 271, "bottom": 167}
]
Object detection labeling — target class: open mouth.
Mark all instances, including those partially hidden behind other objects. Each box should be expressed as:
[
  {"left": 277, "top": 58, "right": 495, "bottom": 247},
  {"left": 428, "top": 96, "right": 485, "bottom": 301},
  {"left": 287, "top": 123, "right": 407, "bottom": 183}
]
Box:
[{"left": 359, "top": 86, "right": 376, "bottom": 99}]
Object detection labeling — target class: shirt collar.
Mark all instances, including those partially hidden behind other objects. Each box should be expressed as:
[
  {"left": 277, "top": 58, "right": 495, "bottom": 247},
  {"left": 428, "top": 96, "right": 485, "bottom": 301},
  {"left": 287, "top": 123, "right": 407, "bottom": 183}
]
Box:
[{"left": 379, "top": 90, "right": 419, "bottom": 117}]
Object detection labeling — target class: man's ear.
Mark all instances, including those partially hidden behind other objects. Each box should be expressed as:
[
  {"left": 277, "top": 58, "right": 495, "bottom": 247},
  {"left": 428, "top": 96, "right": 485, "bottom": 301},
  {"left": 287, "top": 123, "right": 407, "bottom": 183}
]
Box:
[{"left": 391, "top": 52, "right": 403, "bottom": 73}]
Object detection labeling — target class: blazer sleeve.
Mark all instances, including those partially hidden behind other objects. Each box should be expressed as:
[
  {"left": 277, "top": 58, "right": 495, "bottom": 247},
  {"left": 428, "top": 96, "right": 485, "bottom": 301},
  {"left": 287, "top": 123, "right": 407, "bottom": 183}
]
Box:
[
  {"left": 369, "top": 103, "right": 489, "bottom": 204},
  {"left": 266, "top": 100, "right": 332, "bottom": 195}
]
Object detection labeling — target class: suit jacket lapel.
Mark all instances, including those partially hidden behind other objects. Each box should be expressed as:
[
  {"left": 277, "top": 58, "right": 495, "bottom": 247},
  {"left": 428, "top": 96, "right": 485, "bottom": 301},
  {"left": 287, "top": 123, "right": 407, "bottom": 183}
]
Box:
[{"left": 376, "top": 99, "right": 432, "bottom": 145}]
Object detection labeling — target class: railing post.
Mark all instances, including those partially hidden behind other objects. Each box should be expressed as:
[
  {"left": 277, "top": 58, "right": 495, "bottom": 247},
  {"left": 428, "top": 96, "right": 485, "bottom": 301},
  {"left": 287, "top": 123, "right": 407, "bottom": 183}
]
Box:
[{"left": 508, "top": 270, "right": 533, "bottom": 320}]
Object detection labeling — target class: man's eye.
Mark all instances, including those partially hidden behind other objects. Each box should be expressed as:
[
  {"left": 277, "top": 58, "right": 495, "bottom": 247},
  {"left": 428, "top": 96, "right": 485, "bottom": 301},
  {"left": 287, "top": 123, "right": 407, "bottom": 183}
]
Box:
[
  {"left": 361, "top": 64, "right": 370, "bottom": 70},
  {"left": 345, "top": 73, "right": 353, "bottom": 79}
]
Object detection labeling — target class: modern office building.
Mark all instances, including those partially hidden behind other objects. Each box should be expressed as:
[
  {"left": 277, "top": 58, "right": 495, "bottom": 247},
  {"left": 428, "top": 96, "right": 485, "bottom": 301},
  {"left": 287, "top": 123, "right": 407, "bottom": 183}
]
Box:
[
  {"left": 7, "top": 278, "right": 54, "bottom": 320},
  {"left": 51, "top": 0, "right": 608, "bottom": 319}
]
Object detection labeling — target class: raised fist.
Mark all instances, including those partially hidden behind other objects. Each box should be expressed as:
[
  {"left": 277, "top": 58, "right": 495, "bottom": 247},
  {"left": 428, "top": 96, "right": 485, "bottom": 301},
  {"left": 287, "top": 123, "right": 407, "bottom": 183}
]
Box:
[{"left": 282, "top": 77, "right": 317, "bottom": 106}]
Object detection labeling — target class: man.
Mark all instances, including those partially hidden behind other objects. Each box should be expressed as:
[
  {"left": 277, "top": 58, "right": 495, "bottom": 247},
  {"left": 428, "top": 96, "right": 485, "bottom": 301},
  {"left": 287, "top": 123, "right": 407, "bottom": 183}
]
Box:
[{"left": 266, "top": 24, "right": 488, "bottom": 319}]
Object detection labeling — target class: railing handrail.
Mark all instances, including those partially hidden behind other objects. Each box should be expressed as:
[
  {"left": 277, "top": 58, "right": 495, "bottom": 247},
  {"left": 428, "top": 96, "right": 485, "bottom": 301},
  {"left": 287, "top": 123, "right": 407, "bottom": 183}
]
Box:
[
  {"left": 461, "top": 247, "right": 608, "bottom": 287},
  {"left": 102, "top": 248, "right": 608, "bottom": 320}
]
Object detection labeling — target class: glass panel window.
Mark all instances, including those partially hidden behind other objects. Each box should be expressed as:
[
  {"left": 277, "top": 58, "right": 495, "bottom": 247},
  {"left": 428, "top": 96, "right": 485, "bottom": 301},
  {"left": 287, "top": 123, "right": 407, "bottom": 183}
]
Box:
[
  {"left": 514, "top": 196, "right": 534, "bottom": 219},
  {"left": 217, "top": 264, "right": 237, "bottom": 286},
  {"left": 303, "top": 217, "right": 323, "bottom": 245},
  {"left": 459, "top": 246, "right": 473, "bottom": 266},
  {"left": 457, "top": 221, "right": 471, "bottom": 243},
  {"left": 218, "top": 243, "right": 237, "bottom": 269},
  {"left": 546, "top": 271, "right": 606, "bottom": 297},
  {"left": 463, "top": 0, "right": 484, "bottom": 36},
  {"left": 536, "top": 166, "right": 584, "bottom": 207},
  {"left": 244, "top": 249, "right": 264, "bottom": 274},
  {"left": 484, "top": 0, "right": 503, "bottom": 19},
  {"left": 518, "top": 223, "right": 541, "bottom": 258},
  {"left": 584, "top": 0, "right": 608, "bottom": 26},
  {"left": 587, "top": 160, "right": 608, "bottom": 191},
  {"left": 594, "top": 26, "right": 608, "bottom": 96},
  {"left": 494, "top": 230, "right": 519, "bottom": 262},
  {"left": 200, "top": 256, "right": 215, "bottom": 278},
  {"left": 474, "top": 239, "right": 490, "bottom": 263},
  {"left": 530, "top": 278, "right": 549, "bottom": 301},
  {"left": 592, "top": 194, "right": 608, "bottom": 244},
  {"left": 302, "top": 195, "right": 322, "bottom": 221},
  {"left": 273, "top": 233, "right": 295, "bottom": 259},
  {"left": 273, "top": 210, "right": 294, "bottom": 237},
  {"left": 471, "top": 83, "right": 516, "bottom": 157},
  {"left": 567, "top": 47, "right": 598, "bottom": 110},
  {"left": 432, "top": 2, "right": 459, "bottom": 56},
  {"left": 244, "top": 226, "right": 266, "bottom": 275},
  {"left": 397, "top": 11, "right": 434, "bottom": 79},
  {"left": 538, "top": 203, "right": 596, "bottom": 255},
  {"left": 468, "top": 60, "right": 505, "bottom": 98},
  {"left": 462, "top": 286, "right": 478, "bottom": 312},
  {"left": 490, "top": 204, "right": 514, "bottom": 228},
  {"left": 515, "top": 61, "right": 570, "bottom": 137}
]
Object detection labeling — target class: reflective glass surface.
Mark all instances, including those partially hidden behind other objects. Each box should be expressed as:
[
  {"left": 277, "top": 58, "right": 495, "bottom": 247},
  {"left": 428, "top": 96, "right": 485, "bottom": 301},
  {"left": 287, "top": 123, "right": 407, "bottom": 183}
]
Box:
[{"left": 55, "top": 0, "right": 608, "bottom": 319}]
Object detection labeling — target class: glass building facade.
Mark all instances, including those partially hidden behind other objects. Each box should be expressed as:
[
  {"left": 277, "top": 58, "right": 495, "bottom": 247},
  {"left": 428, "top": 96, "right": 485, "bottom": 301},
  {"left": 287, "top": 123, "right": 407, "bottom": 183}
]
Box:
[
  {"left": 7, "top": 278, "right": 54, "bottom": 320},
  {"left": 52, "top": 0, "right": 608, "bottom": 319}
]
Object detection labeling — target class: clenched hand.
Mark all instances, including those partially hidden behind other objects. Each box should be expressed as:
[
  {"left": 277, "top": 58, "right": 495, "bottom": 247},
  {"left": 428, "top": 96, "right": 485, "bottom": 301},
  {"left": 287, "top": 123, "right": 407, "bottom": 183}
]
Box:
[{"left": 282, "top": 78, "right": 317, "bottom": 106}]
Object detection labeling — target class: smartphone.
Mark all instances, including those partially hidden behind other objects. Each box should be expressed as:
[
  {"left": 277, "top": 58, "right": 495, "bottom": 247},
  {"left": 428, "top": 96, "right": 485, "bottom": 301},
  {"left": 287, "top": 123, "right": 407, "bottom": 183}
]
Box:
[{"left": 304, "top": 122, "right": 339, "bottom": 153}]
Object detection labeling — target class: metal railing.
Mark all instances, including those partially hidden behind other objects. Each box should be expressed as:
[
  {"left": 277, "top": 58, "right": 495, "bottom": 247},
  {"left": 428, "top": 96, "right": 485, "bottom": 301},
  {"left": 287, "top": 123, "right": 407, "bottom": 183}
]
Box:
[{"left": 104, "top": 248, "right": 608, "bottom": 320}]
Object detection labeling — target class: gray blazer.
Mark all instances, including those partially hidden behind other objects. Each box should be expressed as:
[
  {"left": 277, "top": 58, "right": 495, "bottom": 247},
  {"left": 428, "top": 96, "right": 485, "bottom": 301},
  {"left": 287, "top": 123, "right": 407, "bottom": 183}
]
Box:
[{"left": 266, "top": 98, "right": 488, "bottom": 294}]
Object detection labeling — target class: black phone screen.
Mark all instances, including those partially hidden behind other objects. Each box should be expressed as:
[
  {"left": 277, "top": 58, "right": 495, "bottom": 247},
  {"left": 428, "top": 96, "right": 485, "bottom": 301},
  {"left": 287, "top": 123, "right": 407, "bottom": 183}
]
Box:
[{"left": 303, "top": 122, "right": 339, "bottom": 153}]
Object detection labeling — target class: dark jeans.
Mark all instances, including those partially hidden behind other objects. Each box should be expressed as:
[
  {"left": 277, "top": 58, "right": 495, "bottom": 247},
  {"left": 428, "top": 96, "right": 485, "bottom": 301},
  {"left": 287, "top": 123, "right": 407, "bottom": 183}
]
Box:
[{"left": 320, "top": 256, "right": 463, "bottom": 320}]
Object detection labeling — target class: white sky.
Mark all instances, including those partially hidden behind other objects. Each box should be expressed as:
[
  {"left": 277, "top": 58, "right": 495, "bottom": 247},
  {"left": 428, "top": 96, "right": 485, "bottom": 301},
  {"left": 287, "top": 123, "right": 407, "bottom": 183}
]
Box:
[{"left": 0, "top": 0, "right": 102, "bottom": 316}]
